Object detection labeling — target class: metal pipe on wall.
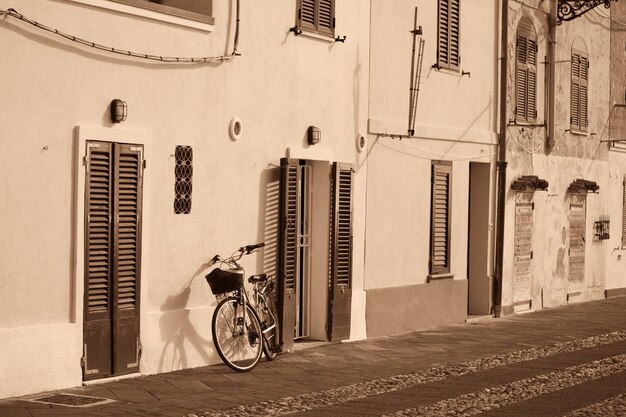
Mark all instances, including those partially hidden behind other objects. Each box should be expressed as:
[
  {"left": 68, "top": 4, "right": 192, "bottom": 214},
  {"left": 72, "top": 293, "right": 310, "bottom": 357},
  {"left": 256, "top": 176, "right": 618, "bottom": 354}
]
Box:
[{"left": 493, "top": 0, "right": 509, "bottom": 315}]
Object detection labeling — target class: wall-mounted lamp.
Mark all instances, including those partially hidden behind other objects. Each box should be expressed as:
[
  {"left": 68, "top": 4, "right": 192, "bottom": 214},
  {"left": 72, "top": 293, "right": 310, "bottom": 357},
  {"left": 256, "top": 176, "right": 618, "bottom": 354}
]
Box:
[
  {"left": 110, "top": 99, "right": 127, "bottom": 123},
  {"left": 307, "top": 125, "right": 321, "bottom": 145}
]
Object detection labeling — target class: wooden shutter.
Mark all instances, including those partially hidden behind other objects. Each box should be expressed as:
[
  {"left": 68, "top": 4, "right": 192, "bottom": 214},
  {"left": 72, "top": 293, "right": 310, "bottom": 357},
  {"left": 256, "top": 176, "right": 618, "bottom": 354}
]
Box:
[
  {"left": 328, "top": 163, "right": 353, "bottom": 342},
  {"left": 622, "top": 176, "right": 626, "bottom": 248},
  {"left": 513, "top": 193, "right": 533, "bottom": 306},
  {"left": 571, "top": 51, "right": 589, "bottom": 132},
  {"left": 278, "top": 158, "right": 299, "bottom": 351},
  {"left": 516, "top": 18, "right": 537, "bottom": 122},
  {"left": 568, "top": 194, "right": 586, "bottom": 283},
  {"left": 297, "top": 0, "right": 335, "bottom": 37},
  {"left": 430, "top": 161, "right": 452, "bottom": 275},
  {"left": 113, "top": 144, "right": 143, "bottom": 374},
  {"left": 437, "top": 0, "right": 460, "bottom": 70},
  {"left": 84, "top": 142, "right": 114, "bottom": 379},
  {"left": 83, "top": 142, "right": 143, "bottom": 380}
]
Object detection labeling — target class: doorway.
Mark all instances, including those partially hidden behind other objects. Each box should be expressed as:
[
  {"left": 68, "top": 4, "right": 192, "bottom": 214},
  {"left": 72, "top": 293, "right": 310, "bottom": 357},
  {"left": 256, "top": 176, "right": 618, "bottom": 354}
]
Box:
[
  {"left": 82, "top": 141, "right": 144, "bottom": 380},
  {"left": 467, "top": 162, "right": 492, "bottom": 315}
]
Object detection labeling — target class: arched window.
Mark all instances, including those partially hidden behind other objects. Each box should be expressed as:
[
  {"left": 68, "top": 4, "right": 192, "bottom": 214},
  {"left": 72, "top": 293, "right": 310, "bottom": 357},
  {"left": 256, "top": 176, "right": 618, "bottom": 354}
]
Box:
[
  {"left": 515, "top": 18, "right": 537, "bottom": 122},
  {"left": 571, "top": 41, "right": 589, "bottom": 133}
]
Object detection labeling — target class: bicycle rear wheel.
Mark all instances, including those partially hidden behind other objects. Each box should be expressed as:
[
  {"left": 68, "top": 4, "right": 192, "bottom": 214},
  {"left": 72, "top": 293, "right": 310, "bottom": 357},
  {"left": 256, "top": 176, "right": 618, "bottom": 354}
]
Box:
[
  {"left": 260, "top": 295, "right": 280, "bottom": 360},
  {"left": 212, "top": 296, "right": 263, "bottom": 372}
]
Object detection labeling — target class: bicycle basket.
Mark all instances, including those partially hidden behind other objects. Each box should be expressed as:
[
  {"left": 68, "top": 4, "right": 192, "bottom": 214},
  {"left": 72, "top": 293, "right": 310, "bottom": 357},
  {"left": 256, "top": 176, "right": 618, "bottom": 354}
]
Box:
[{"left": 205, "top": 268, "right": 244, "bottom": 295}]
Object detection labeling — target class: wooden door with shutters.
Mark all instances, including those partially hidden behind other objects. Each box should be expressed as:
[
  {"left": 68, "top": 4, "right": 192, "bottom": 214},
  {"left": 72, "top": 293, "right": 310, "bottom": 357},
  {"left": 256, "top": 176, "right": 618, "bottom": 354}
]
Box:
[
  {"left": 278, "top": 158, "right": 299, "bottom": 351},
  {"left": 568, "top": 194, "right": 586, "bottom": 286},
  {"left": 327, "top": 162, "right": 353, "bottom": 342},
  {"left": 513, "top": 192, "right": 533, "bottom": 310},
  {"left": 83, "top": 141, "right": 143, "bottom": 380}
]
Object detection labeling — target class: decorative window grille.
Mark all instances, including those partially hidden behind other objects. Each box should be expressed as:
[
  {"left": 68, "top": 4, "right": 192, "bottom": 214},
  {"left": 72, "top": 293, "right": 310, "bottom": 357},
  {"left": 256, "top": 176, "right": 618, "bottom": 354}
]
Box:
[
  {"left": 571, "top": 49, "right": 589, "bottom": 132},
  {"left": 437, "top": 0, "right": 460, "bottom": 70},
  {"left": 430, "top": 161, "right": 452, "bottom": 275},
  {"left": 174, "top": 145, "right": 193, "bottom": 214},
  {"left": 515, "top": 18, "right": 537, "bottom": 122},
  {"left": 295, "top": 0, "right": 335, "bottom": 38},
  {"left": 108, "top": 0, "right": 213, "bottom": 24}
]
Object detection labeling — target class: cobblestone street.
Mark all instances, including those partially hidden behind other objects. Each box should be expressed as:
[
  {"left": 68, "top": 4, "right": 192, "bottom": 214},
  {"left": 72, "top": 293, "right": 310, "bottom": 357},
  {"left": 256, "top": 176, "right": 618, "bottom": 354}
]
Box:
[{"left": 1, "top": 296, "right": 625, "bottom": 417}]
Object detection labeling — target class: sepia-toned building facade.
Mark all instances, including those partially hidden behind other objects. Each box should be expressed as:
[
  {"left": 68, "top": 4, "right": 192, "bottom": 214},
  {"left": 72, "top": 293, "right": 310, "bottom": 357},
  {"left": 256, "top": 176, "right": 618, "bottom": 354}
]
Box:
[{"left": 0, "top": 0, "right": 624, "bottom": 400}]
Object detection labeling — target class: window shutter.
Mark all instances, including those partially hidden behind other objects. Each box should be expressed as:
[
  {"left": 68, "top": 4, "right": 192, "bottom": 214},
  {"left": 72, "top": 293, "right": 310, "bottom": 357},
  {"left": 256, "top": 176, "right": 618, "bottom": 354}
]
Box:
[
  {"left": 328, "top": 162, "right": 353, "bottom": 342},
  {"left": 298, "top": 0, "right": 316, "bottom": 32},
  {"left": 449, "top": 0, "right": 460, "bottom": 69},
  {"left": 317, "top": 0, "right": 334, "bottom": 36},
  {"left": 430, "top": 161, "right": 452, "bottom": 275},
  {"left": 437, "top": 0, "right": 460, "bottom": 70},
  {"left": 296, "top": 0, "right": 334, "bottom": 37},
  {"left": 571, "top": 51, "right": 589, "bottom": 132},
  {"left": 516, "top": 18, "right": 537, "bottom": 122}
]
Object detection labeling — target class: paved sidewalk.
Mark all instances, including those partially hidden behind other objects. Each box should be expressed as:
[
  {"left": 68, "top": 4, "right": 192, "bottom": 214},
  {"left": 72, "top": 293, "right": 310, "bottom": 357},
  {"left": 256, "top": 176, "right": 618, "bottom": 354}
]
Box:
[{"left": 1, "top": 296, "right": 626, "bottom": 417}]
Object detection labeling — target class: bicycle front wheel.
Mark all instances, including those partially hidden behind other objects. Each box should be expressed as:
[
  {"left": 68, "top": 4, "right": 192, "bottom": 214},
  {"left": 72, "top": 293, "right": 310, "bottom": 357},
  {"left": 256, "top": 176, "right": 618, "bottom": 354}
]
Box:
[{"left": 212, "top": 297, "right": 263, "bottom": 372}]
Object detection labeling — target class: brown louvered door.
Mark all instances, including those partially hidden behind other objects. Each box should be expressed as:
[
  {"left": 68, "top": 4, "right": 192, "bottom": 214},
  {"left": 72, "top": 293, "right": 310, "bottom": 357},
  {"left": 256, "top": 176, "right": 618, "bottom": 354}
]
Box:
[
  {"left": 430, "top": 161, "right": 452, "bottom": 275},
  {"left": 513, "top": 192, "right": 533, "bottom": 309},
  {"left": 328, "top": 163, "right": 353, "bottom": 342},
  {"left": 278, "top": 158, "right": 299, "bottom": 351},
  {"left": 84, "top": 141, "right": 143, "bottom": 381},
  {"left": 568, "top": 194, "right": 586, "bottom": 285}
]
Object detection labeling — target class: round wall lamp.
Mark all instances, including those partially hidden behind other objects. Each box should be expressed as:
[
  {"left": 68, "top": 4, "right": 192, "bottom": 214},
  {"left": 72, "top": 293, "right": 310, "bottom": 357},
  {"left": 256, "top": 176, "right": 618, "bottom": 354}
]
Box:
[
  {"left": 356, "top": 133, "right": 367, "bottom": 152},
  {"left": 307, "top": 125, "right": 321, "bottom": 145},
  {"left": 110, "top": 99, "right": 127, "bottom": 123},
  {"left": 229, "top": 117, "right": 242, "bottom": 141}
]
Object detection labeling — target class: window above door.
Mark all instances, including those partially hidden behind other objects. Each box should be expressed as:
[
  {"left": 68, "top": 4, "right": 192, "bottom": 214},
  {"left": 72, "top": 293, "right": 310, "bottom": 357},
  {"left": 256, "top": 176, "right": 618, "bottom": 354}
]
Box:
[{"left": 109, "top": 0, "right": 214, "bottom": 24}]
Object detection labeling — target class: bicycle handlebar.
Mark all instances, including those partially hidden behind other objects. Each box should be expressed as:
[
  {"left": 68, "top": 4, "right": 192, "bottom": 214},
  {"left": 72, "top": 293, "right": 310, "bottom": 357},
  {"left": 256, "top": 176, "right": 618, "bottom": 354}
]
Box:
[
  {"left": 242, "top": 242, "right": 265, "bottom": 254},
  {"left": 210, "top": 242, "right": 265, "bottom": 266}
]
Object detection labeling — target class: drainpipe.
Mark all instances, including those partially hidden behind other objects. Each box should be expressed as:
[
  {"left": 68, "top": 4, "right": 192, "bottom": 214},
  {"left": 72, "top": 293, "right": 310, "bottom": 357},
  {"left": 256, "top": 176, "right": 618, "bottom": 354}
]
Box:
[
  {"left": 547, "top": 1, "right": 557, "bottom": 150},
  {"left": 493, "top": 0, "right": 509, "bottom": 316}
]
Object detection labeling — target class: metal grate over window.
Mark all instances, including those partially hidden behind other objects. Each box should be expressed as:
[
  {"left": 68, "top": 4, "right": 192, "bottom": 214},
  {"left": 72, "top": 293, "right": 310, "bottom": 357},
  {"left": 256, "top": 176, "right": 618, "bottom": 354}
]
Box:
[{"left": 174, "top": 145, "right": 193, "bottom": 214}]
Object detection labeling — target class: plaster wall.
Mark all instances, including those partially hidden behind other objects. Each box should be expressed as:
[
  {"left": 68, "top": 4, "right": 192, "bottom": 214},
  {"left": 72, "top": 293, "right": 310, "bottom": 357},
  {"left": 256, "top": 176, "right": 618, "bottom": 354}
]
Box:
[
  {"left": 501, "top": 1, "right": 613, "bottom": 311},
  {"left": 0, "top": 0, "right": 370, "bottom": 398},
  {"left": 365, "top": 0, "right": 498, "bottom": 300}
]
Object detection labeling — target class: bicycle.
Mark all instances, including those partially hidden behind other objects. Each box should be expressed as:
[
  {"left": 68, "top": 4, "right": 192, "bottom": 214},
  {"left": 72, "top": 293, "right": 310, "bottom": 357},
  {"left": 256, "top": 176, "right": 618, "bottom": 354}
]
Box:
[{"left": 205, "top": 242, "right": 281, "bottom": 372}]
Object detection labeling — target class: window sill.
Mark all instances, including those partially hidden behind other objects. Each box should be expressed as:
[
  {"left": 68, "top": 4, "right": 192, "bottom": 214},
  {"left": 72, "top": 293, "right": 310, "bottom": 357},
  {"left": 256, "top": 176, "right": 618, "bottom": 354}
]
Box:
[
  {"left": 295, "top": 30, "right": 335, "bottom": 44},
  {"left": 570, "top": 129, "right": 589, "bottom": 137},
  {"left": 427, "top": 273, "right": 454, "bottom": 282},
  {"left": 65, "top": 0, "right": 214, "bottom": 32}
]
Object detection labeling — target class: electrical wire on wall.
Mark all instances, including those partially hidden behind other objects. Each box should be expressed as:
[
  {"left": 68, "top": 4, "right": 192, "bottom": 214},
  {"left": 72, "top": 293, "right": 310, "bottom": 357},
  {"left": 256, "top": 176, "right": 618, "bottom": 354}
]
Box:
[
  {"left": 376, "top": 134, "right": 497, "bottom": 162},
  {"left": 0, "top": 3, "right": 241, "bottom": 63}
]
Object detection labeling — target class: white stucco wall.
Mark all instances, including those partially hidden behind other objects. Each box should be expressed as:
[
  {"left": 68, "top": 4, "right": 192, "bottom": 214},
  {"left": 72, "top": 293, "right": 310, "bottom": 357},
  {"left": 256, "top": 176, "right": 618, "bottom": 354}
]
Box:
[
  {"left": 365, "top": 0, "right": 498, "bottom": 292},
  {"left": 0, "top": 0, "right": 370, "bottom": 398}
]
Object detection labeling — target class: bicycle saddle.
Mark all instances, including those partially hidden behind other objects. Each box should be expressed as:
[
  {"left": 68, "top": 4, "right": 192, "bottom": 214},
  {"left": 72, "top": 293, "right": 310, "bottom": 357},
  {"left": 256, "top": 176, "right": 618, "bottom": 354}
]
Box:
[{"left": 248, "top": 274, "right": 268, "bottom": 283}]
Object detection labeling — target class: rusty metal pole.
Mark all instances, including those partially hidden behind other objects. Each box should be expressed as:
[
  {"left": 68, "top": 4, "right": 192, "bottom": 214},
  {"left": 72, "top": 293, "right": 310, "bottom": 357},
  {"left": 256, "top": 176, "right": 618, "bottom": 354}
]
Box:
[{"left": 493, "top": 0, "right": 509, "bottom": 316}]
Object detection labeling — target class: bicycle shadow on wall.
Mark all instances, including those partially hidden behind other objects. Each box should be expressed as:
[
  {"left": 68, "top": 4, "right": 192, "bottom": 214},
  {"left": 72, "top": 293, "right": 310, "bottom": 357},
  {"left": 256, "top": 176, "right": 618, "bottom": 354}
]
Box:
[{"left": 157, "top": 262, "right": 217, "bottom": 373}]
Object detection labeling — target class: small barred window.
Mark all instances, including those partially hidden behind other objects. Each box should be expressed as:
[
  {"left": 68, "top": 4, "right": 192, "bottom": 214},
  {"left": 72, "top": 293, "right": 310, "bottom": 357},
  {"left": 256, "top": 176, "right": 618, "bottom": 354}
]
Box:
[{"left": 174, "top": 145, "right": 193, "bottom": 214}]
